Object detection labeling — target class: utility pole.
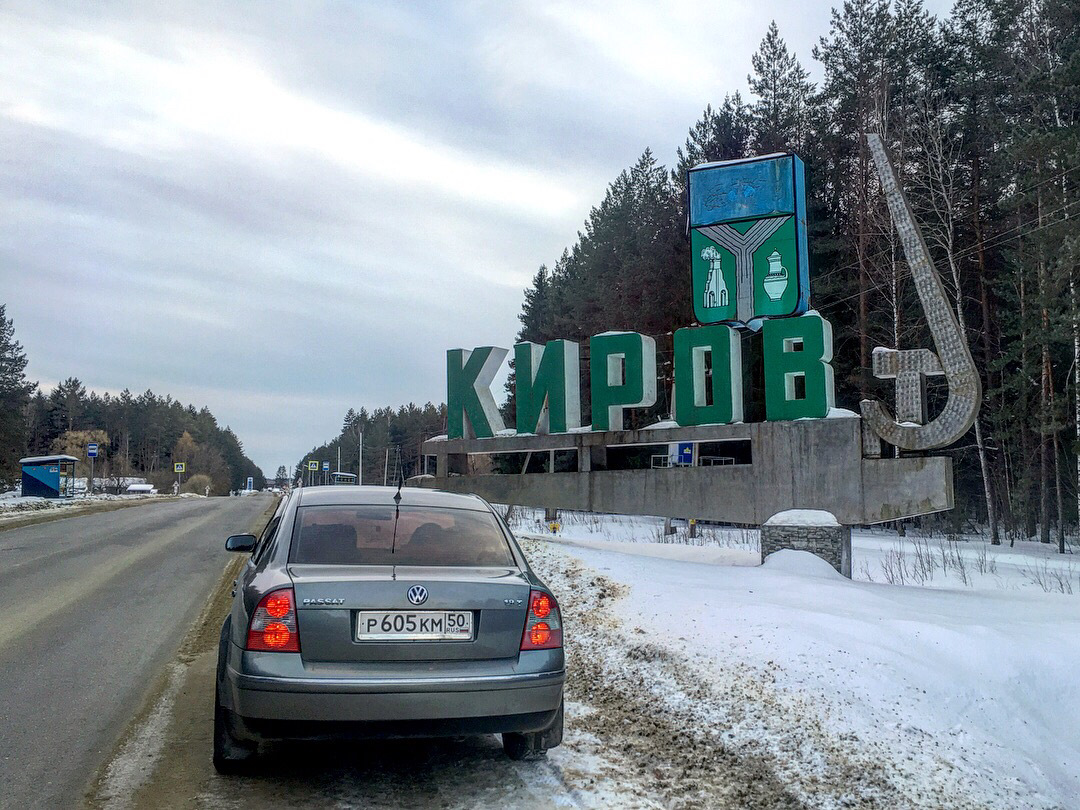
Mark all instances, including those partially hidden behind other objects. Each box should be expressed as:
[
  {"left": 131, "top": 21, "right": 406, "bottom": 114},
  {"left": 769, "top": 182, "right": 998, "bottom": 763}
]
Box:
[
  {"left": 383, "top": 447, "right": 390, "bottom": 486},
  {"left": 358, "top": 431, "right": 363, "bottom": 485}
]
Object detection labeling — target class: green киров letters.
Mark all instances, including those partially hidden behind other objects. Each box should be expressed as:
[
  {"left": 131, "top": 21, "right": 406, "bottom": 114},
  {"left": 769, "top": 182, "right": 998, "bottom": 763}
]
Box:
[
  {"left": 590, "top": 332, "right": 656, "bottom": 431},
  {"left": 515, "top": 340, "right": 581, "bottom": 435},
  {"left": 762, "top": 313, "right": 835, "bottom": 420},
  {"left": 447, "top": 346, "right": 508, "bottom": 439},
  {"left": 673, "top": 325, "right": 743, "bottom": 426}
]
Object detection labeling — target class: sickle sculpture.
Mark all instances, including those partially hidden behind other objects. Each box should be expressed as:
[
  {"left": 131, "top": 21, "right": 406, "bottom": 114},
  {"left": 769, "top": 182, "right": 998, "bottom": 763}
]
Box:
[{"left": 860, "top": 132, "right": 981, "bottom": 451}]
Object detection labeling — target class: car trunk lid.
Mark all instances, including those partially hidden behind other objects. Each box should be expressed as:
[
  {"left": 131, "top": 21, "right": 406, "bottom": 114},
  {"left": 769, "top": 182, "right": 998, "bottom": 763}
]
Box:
[{"left": 289, "top": 564, "right": 530, "bottom": 662}]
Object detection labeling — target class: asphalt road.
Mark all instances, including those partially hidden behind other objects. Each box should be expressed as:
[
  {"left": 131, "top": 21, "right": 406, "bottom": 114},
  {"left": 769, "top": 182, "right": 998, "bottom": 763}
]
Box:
[{"left": 0, "top": 495, "right": 273, "bottom": 810}]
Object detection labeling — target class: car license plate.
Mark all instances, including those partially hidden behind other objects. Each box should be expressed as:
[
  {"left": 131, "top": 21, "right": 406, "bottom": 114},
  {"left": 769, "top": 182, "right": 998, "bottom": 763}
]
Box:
[{"left": 355, "top": 611, "right": 473, "bottom": 642}]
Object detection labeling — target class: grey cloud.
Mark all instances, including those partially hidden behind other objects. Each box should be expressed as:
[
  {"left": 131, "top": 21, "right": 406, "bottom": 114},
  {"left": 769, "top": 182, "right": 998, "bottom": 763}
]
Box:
[{"left": 2, "top": 0, "right": 954, "bottom": 472}]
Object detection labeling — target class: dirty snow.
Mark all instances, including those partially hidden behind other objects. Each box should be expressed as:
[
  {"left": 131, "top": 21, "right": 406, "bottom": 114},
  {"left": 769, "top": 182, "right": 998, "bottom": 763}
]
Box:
[
  {"left": 0, "top": 491, "right": 184, "bottom": 525},
  {"left": 510, "top": 509, "right": 1080, "bottom": 809}
]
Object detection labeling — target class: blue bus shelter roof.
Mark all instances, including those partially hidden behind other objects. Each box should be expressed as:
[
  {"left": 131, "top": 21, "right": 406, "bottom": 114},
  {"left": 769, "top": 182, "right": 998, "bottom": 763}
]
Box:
[{"left": 20, "top": 455, "right": 79, "bottom": 464}]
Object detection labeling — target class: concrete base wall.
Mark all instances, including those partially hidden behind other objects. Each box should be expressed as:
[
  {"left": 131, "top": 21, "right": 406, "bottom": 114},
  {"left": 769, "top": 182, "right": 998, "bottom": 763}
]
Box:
[
  {"left": 422, "top": 417, "right": 953, "bottom": 526},
  {"left": 761, "top": 522, "right": 852, "bottom": 578}
]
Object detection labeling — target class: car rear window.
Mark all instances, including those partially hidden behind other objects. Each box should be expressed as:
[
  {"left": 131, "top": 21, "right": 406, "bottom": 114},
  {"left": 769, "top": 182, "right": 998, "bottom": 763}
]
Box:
[{"left": 289, "top": 505, "right": 515, "bottom": 567}]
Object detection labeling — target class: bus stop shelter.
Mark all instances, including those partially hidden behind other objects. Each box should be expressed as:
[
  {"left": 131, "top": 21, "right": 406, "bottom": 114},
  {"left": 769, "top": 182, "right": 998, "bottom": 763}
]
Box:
[{"left": 20, "top": 455, "right": 78, "bottom": 498}]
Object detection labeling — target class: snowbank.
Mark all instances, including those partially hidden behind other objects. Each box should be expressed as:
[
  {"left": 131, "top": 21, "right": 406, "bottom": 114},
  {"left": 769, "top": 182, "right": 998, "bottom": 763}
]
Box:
[
  {"left": 533, "top": 532, "right": 760, "bottom": 567},
  {"left": 0, "top": 492, "right": 176, "bottom": 522},
  {"left": 760, "top": 547, "right": 847, "bottom": 578},
  {"left": 510, "top": 508, "right": 1080, "bottom": 808}
]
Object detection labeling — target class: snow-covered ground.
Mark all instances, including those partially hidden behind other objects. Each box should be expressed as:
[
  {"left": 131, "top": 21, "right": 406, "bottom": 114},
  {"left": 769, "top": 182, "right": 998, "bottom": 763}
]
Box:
[
  {"left": 509, "top": 509, "right": 1080, "bottom": 809},
  {"left": 0, "top": 491, "right": 194, "bottom": 525}
]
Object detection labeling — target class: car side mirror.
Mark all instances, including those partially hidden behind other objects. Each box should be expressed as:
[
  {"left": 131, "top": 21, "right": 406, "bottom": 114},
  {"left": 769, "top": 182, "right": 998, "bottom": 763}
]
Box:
[{"left": 225, "top": 534, "right": 257, "bottom": 553}]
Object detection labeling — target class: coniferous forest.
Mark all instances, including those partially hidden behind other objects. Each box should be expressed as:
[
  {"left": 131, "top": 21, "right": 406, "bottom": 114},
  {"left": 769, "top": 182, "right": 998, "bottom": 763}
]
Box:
[
  {"left": 511, "top": 0, "right": 1079, "bottom": 546},
  {"left": 0, "top": 304, "right": 265, "bottom": 494}
]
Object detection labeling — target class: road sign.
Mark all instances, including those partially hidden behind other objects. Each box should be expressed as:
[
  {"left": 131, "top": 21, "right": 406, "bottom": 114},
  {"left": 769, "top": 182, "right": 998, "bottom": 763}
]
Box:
[
  {"left": 246, "top": 476, "right": 254, "bottom": 491},
  {"left": 174, "top": 462, "right": 186, "bottom": 473},
  {"left": 322, "top": 461, "right": 330, "bottom": 471},
  {"left": 87, "top": 443, "right": 98, "bottom": 458},
  {"left": 676, "top": 442, "right": 694, "bottom": 465},
  {"left": 307, "top": 461, "right": 319, "bottom": 471}
]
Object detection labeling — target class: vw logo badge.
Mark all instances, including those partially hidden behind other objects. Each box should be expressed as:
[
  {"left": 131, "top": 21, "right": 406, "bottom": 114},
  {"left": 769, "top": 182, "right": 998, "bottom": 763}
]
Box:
[{"left": 407, "top": 585, "right": 428, "bottom": 606}]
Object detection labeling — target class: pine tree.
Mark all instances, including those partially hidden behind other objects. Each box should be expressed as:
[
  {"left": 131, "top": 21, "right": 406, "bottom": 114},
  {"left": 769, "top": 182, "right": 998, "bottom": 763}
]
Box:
[
  {"left": 813, "top": 0, "right": 894, "bottom": 398},
  {"left": 673, "top": 95, "right": 752, "bottom": 187},
  {"left": 48, "top": 377, "right": 86, "bottom": 434},
  {"left": 0, "top": 305, "right": 35, "bottom": 488},
  {"left": 748, "top": 21, "right": 815, "bottom": 154},
  {"left": 518, "top": 266, "right": 554, "bottom": 343}
]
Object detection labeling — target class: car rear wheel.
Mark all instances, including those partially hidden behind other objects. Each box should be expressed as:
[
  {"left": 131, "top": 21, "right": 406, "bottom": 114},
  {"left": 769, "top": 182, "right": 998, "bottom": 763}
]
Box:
[
  {"left": 213, "top": 691, "right": 257, "bottom": 774},
  {"left": 502, "top": 731, "right": 535, "bottom": 760},
  {"left": 502, "top": 699, "right": 564, "bottom": 760}
]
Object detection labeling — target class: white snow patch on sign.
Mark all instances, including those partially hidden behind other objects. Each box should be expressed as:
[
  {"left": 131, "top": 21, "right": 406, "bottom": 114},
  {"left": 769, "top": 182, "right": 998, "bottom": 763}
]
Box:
[
  {"left": 764, "top": 508, "right": 840, "bottom": 527},
  {"left": 826, "top": 406, "right": 858, "bottom": 418}
]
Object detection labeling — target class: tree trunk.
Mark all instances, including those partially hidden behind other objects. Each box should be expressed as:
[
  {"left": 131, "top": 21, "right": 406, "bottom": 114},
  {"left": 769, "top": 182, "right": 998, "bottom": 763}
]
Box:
[
  {"left": 1020, "top": 270, "right": 1033, "bottom": 544},
  {"left": 1040, "top": 355, "right": 1051, "bottom": 544},
  {"left": 1054, "top": 429, "right": 1065, "bottom": 553},
  {"left": 857, "top": 122, "right": 871, "bottom": 399},
  {"left": 1038, "top": 182, "right": 1051, "bottom": 544},
  {"left": 972, "top": 155, "right": 996, "bottom": 383}
]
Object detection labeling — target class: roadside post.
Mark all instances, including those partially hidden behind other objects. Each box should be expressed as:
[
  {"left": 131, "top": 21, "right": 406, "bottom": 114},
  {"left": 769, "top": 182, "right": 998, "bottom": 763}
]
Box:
[
  {"left": 87, "top": 442, "right": 98, "bottom": 495},
  {"left": 358, "top": 431, "right": 363, "bottom": 485},
  {"left": 307, "top": 460, "right": 318, "bottom": 486},
  {"left": 322, "top": 460, "right": 330, "bottom": 485},
  {"left": 174, "top": 461, "right": 185, "bottom": 494}
]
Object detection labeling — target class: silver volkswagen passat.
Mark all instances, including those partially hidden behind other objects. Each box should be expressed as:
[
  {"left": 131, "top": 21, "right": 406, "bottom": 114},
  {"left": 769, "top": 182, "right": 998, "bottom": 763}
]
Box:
[{"left": 214, "top": 486, "right": 564, "bottom": 772}]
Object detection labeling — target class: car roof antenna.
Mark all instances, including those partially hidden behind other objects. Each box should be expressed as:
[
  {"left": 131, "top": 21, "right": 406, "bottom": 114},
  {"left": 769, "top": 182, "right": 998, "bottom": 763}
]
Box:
[{"left": 390, "top": 478, "right": 403, "bottom": 556}]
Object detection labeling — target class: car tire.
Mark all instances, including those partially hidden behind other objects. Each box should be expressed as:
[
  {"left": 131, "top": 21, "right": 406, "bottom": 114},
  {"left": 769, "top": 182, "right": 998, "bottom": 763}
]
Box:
[
  {"left": 502, "top": 731, "right": 536, "bottom": 761},
  {"left": 503, "top": 699, "right": 564, "bottom": 760},
  {"left": 213, "top": 690, "right": 256, "bottom": 774}
]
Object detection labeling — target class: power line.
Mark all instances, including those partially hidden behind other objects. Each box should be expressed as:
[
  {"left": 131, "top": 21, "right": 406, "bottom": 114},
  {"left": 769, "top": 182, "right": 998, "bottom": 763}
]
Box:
[
  {"left": 817, "top": 209, "right": 1080, "bottom": 314},
  {"left": 809, "top": 162, "right": 1080, "bottom": 286},
  {"left": 811, "top": 194, "right": 1080, "bottom": 287}
]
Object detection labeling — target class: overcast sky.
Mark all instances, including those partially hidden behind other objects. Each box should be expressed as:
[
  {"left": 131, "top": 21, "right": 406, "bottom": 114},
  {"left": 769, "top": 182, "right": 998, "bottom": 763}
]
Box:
[{"left": 1, "top": 0, "right": 953, "bottom": 476}]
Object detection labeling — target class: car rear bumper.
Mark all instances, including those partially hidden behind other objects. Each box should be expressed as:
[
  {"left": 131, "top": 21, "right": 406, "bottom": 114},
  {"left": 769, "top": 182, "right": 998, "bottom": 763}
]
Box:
[{"left": 223, "top": 662, "right": 565, "bottom": 739}]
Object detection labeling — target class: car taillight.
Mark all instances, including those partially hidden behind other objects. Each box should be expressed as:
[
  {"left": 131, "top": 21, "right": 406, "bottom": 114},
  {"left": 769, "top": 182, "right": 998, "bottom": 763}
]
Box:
[
  {"left": 247, "top": 588, "right": 300, "bottom": 652},
  {"left": 520, "top": 589, "right": 562, "bottom": 650}
]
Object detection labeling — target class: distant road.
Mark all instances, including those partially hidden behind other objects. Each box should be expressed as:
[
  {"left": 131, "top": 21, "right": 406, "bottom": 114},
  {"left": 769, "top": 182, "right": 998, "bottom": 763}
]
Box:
[{"left": 0, "top": 495, "right": 273, "bottom": 810}]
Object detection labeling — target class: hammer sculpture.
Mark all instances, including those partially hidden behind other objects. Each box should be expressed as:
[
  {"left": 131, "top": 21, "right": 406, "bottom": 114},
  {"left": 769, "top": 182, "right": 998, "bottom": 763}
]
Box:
[{"left": 860, "top": 132, "right": 981, "bottom": 453}]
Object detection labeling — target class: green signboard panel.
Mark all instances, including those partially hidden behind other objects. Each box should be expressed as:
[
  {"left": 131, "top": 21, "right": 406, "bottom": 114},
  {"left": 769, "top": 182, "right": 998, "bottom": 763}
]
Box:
[{"left": 688, "top": 153, "right": 809, "bottom": 328}]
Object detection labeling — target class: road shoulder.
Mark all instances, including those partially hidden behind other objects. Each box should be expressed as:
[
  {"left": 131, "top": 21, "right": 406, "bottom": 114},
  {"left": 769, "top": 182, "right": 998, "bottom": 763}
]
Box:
[{"left": 84, "top": 499, "right": 275, "bottom": 809}]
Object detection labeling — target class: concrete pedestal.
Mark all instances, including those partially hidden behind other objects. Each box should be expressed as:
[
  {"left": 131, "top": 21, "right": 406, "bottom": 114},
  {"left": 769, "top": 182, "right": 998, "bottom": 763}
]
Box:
[{"left": 761, "top": 510, "right": 852, "bottom": 578}]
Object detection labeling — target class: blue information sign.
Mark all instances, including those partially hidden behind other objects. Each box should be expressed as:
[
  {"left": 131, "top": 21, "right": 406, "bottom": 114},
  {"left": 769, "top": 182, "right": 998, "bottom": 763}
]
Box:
[
  {"left": 676, "top": 442, "right": 694, "bottom": 465},
  {"left": 322, "top": 461, "right": 330, "bottom": 471},
  {"left": 87, "top": 443, "right": 98, "bottom": 458}
]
